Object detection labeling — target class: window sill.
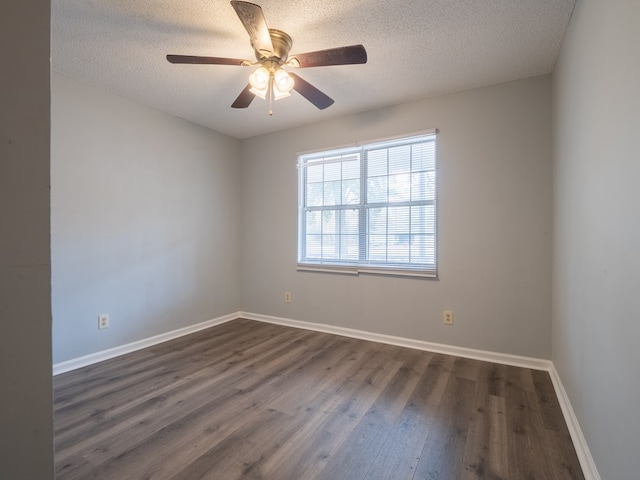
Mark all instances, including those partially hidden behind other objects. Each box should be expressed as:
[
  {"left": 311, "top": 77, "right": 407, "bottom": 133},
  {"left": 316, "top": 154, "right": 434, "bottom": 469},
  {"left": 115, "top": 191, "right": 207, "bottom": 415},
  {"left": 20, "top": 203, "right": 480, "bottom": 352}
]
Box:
[{"left": 297, "top": 264, "right": 437, "bottom": 279}]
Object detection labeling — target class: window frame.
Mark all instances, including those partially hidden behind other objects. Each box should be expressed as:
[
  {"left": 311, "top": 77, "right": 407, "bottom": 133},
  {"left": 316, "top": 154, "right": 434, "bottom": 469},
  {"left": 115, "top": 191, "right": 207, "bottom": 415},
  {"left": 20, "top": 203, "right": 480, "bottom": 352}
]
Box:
[{"left": 297, "top": 130, "right": 438, "bottom": 278}]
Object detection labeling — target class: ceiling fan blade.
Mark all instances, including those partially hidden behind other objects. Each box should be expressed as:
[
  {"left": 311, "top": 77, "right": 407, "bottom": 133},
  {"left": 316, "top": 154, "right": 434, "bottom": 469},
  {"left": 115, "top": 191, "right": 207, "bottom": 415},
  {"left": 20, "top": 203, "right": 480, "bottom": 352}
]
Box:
[
  {"left": 289, "top": 44, "right": 367, "bottom": 68},
  {"left": 231, "top": 84, "right": 255, "bottom": 108},
  {"left": 230, "top": 1, "right": 274, "bottom": 56},
  {"left": 167, "top": 54, "right": 248, "bottom": 66},
  {"left": 289, "top": 73, "right": 334, "bottom": 110}
]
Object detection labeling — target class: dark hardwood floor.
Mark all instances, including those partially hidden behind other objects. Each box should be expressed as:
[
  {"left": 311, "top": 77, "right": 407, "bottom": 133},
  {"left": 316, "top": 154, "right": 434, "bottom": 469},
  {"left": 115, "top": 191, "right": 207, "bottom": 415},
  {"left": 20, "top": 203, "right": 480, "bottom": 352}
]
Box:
[{"left": 54, "top": 319, "right": 584, "bottom": 479}]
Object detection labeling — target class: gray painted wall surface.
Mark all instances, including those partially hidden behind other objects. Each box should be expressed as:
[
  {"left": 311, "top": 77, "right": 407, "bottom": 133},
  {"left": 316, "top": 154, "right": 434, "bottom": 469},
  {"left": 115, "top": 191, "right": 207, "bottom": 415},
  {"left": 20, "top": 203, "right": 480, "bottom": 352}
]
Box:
[
  {"left": 0, "top": 2, "right": 53, "bottom": 478},
  {"left": 240, "top": 76, "right": 553, "bottom": 359},
  {"left": 552, "top": 0, "right": 640, "bottom": 477},
  {"left": 52, "top": 74, "right": 242, "bottom": 364}
]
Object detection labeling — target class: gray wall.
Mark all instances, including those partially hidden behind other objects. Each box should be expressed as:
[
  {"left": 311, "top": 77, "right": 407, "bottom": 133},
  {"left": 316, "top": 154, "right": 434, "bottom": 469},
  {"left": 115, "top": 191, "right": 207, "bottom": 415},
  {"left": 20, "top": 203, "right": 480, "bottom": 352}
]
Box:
[
  {"left": 241, "top": 76, "right": 553, "bottom": 359},
  {"left": 0, "top": 2, "right": 53, "bottom": 478},
  {"left": 552, "top": 0, "right": 640, "bottom": 478},
  {"left": 51, "top": 74, "right": 242, "bottom": 364}
]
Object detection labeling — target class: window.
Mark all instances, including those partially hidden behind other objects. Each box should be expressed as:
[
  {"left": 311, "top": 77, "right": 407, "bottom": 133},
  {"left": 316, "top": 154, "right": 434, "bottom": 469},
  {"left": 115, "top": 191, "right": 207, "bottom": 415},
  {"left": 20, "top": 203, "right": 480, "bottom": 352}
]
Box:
[{"left": 298, "top": 131, "right": 437, "bottom": 277}]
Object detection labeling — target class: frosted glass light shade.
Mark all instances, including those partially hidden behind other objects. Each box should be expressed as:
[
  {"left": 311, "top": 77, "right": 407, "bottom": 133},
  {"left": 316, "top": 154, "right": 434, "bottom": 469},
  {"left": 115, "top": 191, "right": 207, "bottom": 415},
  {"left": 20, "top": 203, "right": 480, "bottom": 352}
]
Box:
[
  {"left": 274, "top": 68, "right": 294, "bottom": 94},
  {"left": 249, "top": 67, "right": 269, "bottom": 99}
]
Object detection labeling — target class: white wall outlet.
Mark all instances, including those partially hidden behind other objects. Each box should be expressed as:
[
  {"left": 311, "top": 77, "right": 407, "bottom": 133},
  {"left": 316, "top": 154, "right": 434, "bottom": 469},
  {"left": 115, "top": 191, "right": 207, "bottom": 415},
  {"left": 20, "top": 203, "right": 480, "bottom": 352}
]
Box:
[
  {"left": 443, "top": 310, "right": 454, "bottom": 325},
  {"left": 284, "top": 291, "right": 292, "bottom": 303},
  {"left": 98, "top": 314, "right": 109, "bottom": 330}
]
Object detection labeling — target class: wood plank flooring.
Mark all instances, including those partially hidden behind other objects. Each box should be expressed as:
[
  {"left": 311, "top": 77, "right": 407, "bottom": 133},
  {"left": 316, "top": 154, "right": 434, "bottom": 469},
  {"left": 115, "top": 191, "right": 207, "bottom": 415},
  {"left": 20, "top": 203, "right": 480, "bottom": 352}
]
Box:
[{"left": 53, "top": 319, "right": 584, "bottom": 479}]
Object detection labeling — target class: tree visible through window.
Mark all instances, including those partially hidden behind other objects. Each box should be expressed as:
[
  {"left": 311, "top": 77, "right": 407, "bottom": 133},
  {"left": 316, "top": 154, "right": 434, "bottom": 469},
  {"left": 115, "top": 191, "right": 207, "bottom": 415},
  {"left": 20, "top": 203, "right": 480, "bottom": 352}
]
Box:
[{"left": 298, "top": 132, "right": 437, "bottom": 276}]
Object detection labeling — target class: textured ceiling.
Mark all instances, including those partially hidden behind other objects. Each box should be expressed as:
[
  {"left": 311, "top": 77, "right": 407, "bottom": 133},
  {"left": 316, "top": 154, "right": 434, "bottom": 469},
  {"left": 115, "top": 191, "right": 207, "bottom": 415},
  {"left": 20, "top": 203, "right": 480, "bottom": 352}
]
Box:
[{"left": 52, "top": 0, "right": 575, "bottom": 139}]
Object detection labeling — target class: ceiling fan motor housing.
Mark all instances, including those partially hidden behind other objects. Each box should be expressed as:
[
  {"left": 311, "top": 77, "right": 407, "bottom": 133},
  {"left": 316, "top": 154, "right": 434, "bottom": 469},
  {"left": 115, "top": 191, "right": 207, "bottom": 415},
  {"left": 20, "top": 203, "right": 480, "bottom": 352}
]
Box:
[{"left": 258, "top": 29, "right": 293, "bottom": 63}]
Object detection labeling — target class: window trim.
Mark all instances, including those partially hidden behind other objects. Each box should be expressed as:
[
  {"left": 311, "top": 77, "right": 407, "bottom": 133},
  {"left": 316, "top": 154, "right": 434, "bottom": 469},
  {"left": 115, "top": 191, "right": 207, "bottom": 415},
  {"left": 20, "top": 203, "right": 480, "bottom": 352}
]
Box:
[{"left": 297, "top": 130, "right": 438, "bottom": 278}]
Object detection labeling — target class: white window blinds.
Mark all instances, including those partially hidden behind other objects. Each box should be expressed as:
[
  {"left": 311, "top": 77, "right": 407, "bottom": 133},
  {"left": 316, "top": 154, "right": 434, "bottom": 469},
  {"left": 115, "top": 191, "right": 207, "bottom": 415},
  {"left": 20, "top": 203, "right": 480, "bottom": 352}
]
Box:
[{"left": 298, "top": 131, "right": 437, "bottom": 277}]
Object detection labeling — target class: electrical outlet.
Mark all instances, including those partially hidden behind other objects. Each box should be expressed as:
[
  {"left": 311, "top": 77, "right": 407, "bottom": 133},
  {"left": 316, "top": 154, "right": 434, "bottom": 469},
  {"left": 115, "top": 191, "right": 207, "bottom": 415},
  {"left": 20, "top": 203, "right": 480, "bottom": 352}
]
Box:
[
  {"left": 284, "top": 291, "right": 292, "bottom": 303},
  {"left": 98, "top": 314, "right": 109, "bottom": 330},
  {"left": 443, "top": 310, "right": 454, "bottom": 325}
]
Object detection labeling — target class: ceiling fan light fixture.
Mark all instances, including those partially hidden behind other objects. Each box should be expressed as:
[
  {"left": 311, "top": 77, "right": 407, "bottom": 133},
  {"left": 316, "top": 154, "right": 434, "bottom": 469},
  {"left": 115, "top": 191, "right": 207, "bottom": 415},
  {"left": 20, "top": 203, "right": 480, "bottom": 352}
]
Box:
[
  {"left": 274, "top": 68, "right": 294, "bottom": 95},
  {"left": 249, "top": 66, "right": 269, "bottom": 89},
  {"left": 250, "top": 66, "right": 294, "bottom": 102},
  {"left": 250, "top": 88, "right": 267, "bottom": 100},
  {"left": 249, "top": 84, "right": 268, "bottom": 100},
  {"left": 272, "top": 87, "right": 291, "bottom": 100}
]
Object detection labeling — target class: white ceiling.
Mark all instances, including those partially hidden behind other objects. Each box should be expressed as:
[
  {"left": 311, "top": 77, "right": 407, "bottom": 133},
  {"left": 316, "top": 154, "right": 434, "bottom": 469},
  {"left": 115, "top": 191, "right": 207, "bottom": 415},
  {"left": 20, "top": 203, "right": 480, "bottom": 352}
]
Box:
[{"left": 52, "top": 0, "right": 575, "bottom": 139}]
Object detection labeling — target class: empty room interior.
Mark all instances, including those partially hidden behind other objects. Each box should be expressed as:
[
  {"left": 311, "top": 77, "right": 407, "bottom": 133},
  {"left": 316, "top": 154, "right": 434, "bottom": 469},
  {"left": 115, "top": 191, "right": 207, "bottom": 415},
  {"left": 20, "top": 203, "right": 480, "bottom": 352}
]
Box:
[{"left": 2, "top": 0, "right": 639, "bottom": 479}]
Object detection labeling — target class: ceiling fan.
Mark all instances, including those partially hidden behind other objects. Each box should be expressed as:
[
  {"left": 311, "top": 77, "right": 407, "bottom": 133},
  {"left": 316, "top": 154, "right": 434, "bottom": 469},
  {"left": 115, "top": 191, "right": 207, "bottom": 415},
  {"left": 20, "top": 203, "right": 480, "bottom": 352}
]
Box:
[{"left": 167, "top": 1, "right": 367, "bottom": 114}]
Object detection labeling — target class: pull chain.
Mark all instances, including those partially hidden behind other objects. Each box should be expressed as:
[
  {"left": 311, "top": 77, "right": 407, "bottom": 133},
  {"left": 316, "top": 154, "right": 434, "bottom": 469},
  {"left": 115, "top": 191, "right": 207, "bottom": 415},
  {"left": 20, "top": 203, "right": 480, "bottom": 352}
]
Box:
[{"left": 268, "top": 75, "right": 274, "bottom": 116}]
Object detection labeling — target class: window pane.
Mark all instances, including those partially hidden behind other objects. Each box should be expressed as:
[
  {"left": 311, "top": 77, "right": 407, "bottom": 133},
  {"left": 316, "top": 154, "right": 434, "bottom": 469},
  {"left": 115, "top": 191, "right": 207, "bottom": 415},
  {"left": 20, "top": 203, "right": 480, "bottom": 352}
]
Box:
[
  {"left": 342, "top": 179, "right": 360, "bottom": 204},
  {"left": 367, "top": 176, "right": 388, "bottom": 203},
  {"left": 322, "top": 235, "right": 337, "bottom": 259},
  {"left": 425, "top": 171, "right": 436, "bottom": 201},
  {"left": 322, "top": 210, "right": 337, "bottom": 235},
  {"left": 324, "top": 162, "right": 341, "bottom": 182},
  {"left": 323, "top": 180, "right": 341, "bottom": 206},
  {"left": 388, "top": 206, "right": 410, "bottom": 234},
  {"left": 410, "top": 235, "right": 435, "bottom": 264},
  {"left": 425, "top": 205, "right": 436, "bottom": 234},
  {"left": 368, "top": 207, "right": 387, "bottom": 235},
  {"left": 368, "top": 234, "right": 387, "bottom": 261},
  {"left": 367, "top": 149, "right": 387, "bottom": 177},
  {"left": 306, "top": 211, "right": 321, "bottom": 234},
  {"left": 307, "top": 164, "right": 323, "bottom": 182},
  {"left": 424, "top": 235, "right": 436, "bottom": 264},
  {"left": 389, "top": 173, "right": 411, "bottom": 202},
  {"left": 343, "top": 209, "right": 359, "bottom": 235},
  {"left": 411, "top": 172, "right": 425, "bottom": 201},
  {"left": 410, "top": 153, "right": 436, "bottom": 201},
  {"left": 388, "top": 145, "right": 411, "bottom": 173},
  {"left": 410, "top": 205, "right": 436, "bottom": 234},
  {"left": 306, "top": 234, "right": 322, "bottom": 258},
  {"left": 411, "top": 142, "right": 435, "bottom": 171},
  {"left": 306, "top": 182, "right": 323, "bottom": 207},
  {"left": 342, "top": 159, "right": 360, "bottom": 180},
  {"left": 341, "top": 234, "right": 359, "bottom": 260},
  {"left": 388, "top": 235, "right": 410, "bottom": 263}
]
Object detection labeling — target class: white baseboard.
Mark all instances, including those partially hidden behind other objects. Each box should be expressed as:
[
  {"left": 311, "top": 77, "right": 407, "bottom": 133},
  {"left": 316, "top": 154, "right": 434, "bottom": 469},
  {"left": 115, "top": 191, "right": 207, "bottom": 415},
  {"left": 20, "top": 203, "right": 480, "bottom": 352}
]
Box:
[
  {"left": 548, "top": 365, "right": 601, "bottom": 480},
  {"left": 52, "top": 312, "right": 237, "bottom": 375},
  {"left": 239, "top": 311, "right": 552, "bottom": 371},
  {"left": 52, "top": 310, "right": 599, "bottom": 479}
]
